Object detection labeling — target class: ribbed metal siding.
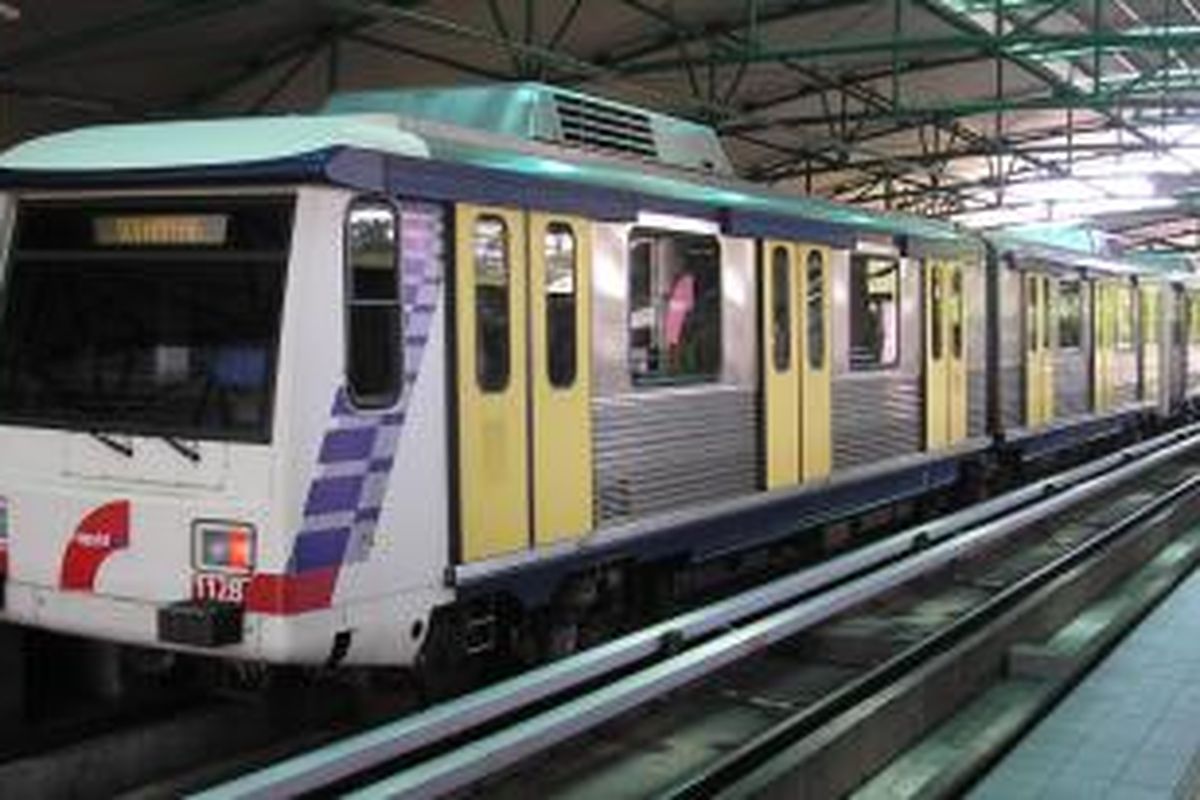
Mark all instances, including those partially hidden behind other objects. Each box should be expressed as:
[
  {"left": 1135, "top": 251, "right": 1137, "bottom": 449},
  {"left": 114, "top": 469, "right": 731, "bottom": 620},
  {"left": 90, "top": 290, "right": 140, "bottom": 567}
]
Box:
[
  {"left": 1113, "top": 349, "right": 1139, "bottom": 408},
  {"left": 1055, "top": 350, "right": 1091, "bottom": 418},
  {"left": 832, "top": 374, "right": 921, "bottom": 470},
  {"left": 966, "top": 264, "right": 988, "bottom": 438},
  {"left": 592, "top": 386, "right": 759, "bottom": 524},
  {"left": 1189, "top": 344, "right": 1200, "bottom": 396},
  {"left": 997, "top": 269, "right": 1024, "bottom": 430},
  {"left": 969, "top": 367, "right": 987, "bottom": 436}
]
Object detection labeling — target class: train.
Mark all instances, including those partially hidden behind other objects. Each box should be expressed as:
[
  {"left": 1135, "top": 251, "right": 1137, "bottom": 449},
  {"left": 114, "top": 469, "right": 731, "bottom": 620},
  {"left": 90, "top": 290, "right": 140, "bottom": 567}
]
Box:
[{"left": 0, "top": 82, "right": 1195, "bottom": 674}]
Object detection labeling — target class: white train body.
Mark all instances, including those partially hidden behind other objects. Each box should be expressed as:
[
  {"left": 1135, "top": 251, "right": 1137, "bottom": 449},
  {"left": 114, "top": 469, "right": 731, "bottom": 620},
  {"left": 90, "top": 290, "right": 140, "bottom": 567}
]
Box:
[
  {"left": 0, "top": 182, "right": 454, "bottom": 665},
  {"left": 0, "top": 85, "right": 1193, "bottom": 668}
]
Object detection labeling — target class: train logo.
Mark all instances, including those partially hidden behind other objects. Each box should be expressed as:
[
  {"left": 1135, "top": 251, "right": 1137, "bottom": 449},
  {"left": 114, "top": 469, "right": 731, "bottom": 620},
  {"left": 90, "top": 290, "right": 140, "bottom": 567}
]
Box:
[{"left": 59, "top": 500, "right": 130, "bottom": 592}]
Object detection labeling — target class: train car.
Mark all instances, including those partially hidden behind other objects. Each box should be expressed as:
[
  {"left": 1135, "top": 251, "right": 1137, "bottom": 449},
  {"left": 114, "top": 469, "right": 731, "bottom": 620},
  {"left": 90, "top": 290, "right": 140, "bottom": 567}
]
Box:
[
  {"left": 985, "top": 230, "right": 1168, "bottom": 464},
  {"left": 0, "top": 82, "right": 1161, "bottom": 672}
]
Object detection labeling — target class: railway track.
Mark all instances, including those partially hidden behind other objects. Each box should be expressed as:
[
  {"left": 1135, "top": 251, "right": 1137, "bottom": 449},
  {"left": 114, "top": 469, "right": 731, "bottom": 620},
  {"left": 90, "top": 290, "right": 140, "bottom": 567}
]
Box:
[{"left": 193, "top": 422, "right": 1200, "bottom": 799}]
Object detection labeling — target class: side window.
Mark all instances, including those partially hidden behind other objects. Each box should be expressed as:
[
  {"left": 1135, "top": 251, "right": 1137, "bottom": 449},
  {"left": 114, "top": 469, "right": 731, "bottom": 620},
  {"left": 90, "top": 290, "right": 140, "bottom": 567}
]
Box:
[
  {"left": 545, "top": 223, "right": 577, "bottom": 388},
  {"left": 1057, "top": 280, "right": 1082, "bottom": 350},
  {"left": 806, "top": 249, "right": 825, "bottom": 370},
  {"left": 849, "top": 254, "right": 900, "bottom": 370},
  {"left": 474, "top": 216, "right": 510, "bottom": 392},
  {"left": 346, "top": 199, "right": 401, "bottom": 409},
  {"left": 628, "top": 228, "right": 721, "bottom": 384},
  {"left": 771, "top": 245, "right": 791, "bottom": 373}
]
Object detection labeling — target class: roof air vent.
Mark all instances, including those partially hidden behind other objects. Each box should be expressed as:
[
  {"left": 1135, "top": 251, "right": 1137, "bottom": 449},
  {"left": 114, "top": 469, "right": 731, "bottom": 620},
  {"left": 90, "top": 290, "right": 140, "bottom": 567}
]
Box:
[{"left": 551, "top": 92, "right": 658, "bottom": 160}]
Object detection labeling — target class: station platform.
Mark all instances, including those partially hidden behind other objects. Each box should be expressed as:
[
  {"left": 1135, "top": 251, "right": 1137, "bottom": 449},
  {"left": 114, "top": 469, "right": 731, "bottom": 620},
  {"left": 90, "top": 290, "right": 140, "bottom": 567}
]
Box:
[{"left": 969, "top": 567, "right": 1200, "bottom": 799}]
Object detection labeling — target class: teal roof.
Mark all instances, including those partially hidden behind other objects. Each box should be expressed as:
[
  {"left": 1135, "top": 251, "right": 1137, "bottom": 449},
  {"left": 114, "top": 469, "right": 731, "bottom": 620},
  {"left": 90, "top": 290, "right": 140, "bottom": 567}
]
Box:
[{"left": 0, "top": 114, "right": 428, "bottom": 172}]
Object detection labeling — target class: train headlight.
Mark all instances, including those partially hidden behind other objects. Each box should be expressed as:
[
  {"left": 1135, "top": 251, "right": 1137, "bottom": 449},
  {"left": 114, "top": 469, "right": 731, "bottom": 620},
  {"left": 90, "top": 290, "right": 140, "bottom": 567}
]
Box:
[{"left": 192, "top": 520, "right": 255, "bottom": 574}]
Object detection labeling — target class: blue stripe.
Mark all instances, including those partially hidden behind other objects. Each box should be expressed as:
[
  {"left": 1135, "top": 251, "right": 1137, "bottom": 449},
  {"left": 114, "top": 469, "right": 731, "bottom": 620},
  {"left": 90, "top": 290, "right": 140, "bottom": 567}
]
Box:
[
  {"left": 304, "top": 475, "right": 364, "bottom": 515},
  {"left": 292, "top": 527, "right": 351, "bottom": 572}
]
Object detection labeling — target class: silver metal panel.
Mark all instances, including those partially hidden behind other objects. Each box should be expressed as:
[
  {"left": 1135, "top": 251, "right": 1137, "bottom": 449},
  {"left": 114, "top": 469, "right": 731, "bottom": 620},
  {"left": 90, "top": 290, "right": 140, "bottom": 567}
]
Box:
[
  {"left": 1113, "top": 349, "right": 1139, "bottom": 408},
  {"left": 592, "top": 386, "right": 759, "bottom": 524},
  {"left": 830, "top": 251, "right": 922, "bottom": 469},
  {"left": 1188, "top": 343, "right": 1200, "bottom": 396},
  {"left": 1054, "top": 349, "right": 1091, "bottom": 418},
  {"left": 965, "top": 261, "right": 988, "bottom": 438},
  {"left": 832, "top": 373, "right": 922, "bottom": 470},
  {"left": 969, "top": 367, "right": 987, "bottom": 437},
  {"left": 997, "top": 267, "right": 1024, "bottom": 430}
]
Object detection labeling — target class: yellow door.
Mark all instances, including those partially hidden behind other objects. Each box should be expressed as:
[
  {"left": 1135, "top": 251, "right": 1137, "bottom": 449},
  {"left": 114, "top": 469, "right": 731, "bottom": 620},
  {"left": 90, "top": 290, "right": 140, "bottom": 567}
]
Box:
[
  {"left": 530, "top": 213, "right": 593, "bottom": 546},
  {"left": 799, "top": 245, "right": 832, "bottom": 479},
  {"left": 1025, "top": 272, "right": 1052, "bottom": 427},
  {"left": 456, "top": 204, "right": 529, "bottom": 561},
  {"left": 763, "top": 241, "right": 800, "bottom": 488},
  {"left": 947, "top": 263, "right": 968, "bottom": 442},
  {"left": 925, "top": 261, "right": 949, "bottom": 449}
]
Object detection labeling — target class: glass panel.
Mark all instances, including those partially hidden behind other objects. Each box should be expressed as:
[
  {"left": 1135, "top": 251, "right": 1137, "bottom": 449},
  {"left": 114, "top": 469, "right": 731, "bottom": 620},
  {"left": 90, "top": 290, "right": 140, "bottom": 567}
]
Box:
[
  {"left": 771, "top": 246, "right": 791, "bottom": 373},
  {"left": 545, "top": 222, "right": 577, "bottom": 389},
  {"left": 930, "top": 265, "right": 944, "bottom": 361},
  {"left": 1057, "top": 280, "right": 1082, "bottom": 350},
  {"left": 347, "top": 200, "right": 401, "bottom": 409},
  {"left": 848, "top": 254, "right": 900, "bottom": 370},
  {"left": 628, "top": 229, "right": 721, "bottom": 385},
  {"left": 474, "top": 216, "right": 510, "bottom": 393},
  {"left": 0, "top": 196, "right": 293, "bottom": 442},
  {"left": 951, "top": 267, "right": 964, "bottom": 359},
  {"left": 806, "top": 250, "right": 825, "bottom": 370}
]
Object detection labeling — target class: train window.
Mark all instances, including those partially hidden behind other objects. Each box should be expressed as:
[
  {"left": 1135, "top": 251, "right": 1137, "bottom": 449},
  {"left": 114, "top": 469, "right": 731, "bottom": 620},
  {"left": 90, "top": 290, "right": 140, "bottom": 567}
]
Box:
[
  {"left": 806, "top": 249, "right": 825, "bottom": 370},
  {"left": 930, "top": 265, "right": 944, "bottom": 361},
  {"left": 1027, "top": 277, "right": 1038, "bottom": 353},
  {"left": 951, "top": 267, "right": 964, "bottom": 359},
  {"left": 346, "top": 200, "right": 401, "bottom": 409},
  {"left": 1057, "top": 280, "right": 1082, "bottom": 350},
  {"left": 849, "top": 254, "right": 900, "bottom": 370},
  {"left": 1117, "top": 287, "right": 1135, "bottom": 350},
  {"left": 771, "top": 246, "right": 791, "bottom": 373},
  {"left": 628, "top": 229, "right": 721, "bottom": 385},
  {"left": 545, "top": 223, "right": 577, "bottom": 389},
  {"left": 0, "top": 195, "right": 293, "bottom": 442},
  {"left": 475, "top": 216, "right": 511, "bottom": 392}
]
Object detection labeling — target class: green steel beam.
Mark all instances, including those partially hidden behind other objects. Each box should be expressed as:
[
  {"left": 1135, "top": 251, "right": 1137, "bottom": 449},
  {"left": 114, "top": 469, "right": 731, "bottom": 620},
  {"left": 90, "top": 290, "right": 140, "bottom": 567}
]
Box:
[
  {"left": 598, "top": 0, "right": 878, "bottom": 67},
  {"left": 727, "top": 81, "right": 1200, "bottom": 128},
  {"left": 618, "top": 26, "right": 1200, "bottom": 73}
]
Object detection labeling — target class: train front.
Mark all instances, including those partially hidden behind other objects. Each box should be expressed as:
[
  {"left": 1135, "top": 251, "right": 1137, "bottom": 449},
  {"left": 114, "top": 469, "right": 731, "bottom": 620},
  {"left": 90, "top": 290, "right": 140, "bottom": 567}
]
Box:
[{"left": 0, "top": 117, "right": 450, "bottom": 667}]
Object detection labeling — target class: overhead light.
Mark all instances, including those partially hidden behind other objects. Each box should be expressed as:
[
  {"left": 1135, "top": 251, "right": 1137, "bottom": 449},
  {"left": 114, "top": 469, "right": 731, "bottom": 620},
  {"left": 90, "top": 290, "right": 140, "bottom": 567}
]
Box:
[{"left": 0, "top": 3, "right": 19, "bottom": 22}]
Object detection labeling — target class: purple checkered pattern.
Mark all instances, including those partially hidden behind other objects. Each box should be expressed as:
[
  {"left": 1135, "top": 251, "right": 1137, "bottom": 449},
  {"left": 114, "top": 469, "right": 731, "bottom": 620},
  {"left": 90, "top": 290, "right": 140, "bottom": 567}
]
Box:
[{"left": 287, "top": 202, "right": 444, "bottom": 579}]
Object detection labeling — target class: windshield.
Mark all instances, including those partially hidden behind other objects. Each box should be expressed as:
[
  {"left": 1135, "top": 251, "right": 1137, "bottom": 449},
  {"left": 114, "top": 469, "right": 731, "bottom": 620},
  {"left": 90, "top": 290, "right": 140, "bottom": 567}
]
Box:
[{"left": 0, "top": 195, "right": 293, "bottom": 443}]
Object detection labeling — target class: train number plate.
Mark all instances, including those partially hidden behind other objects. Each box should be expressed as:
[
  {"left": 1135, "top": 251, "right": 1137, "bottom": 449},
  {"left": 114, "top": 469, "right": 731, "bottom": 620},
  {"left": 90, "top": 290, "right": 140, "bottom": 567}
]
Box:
[{"left": 192, "top": 572, "right": 249, "bottom": 604}]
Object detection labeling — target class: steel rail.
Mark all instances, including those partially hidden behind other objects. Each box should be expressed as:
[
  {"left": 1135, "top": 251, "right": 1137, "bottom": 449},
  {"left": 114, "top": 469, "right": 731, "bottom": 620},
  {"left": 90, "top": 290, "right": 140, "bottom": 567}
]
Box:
[
  {"left": 195, "top": 423, "right": 1200, "bottom": 800},
  {"left": 667, "top": 459, "right": 1200, "bottom": 799},
  {"left": 342, "top": 429, "right": 1200, "bottom": 799}
]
